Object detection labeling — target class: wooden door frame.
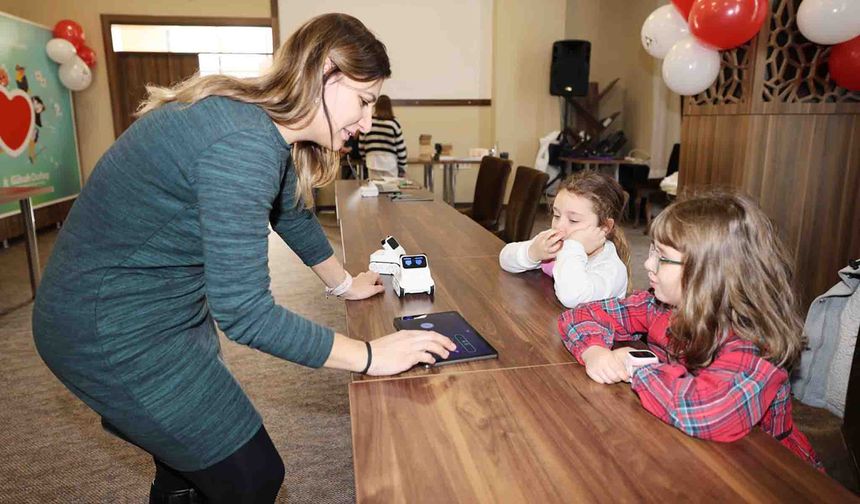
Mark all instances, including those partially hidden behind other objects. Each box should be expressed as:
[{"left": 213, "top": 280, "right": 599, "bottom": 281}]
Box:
[{"left": 100, "top": 14, "right": 275, "bottom": 138}]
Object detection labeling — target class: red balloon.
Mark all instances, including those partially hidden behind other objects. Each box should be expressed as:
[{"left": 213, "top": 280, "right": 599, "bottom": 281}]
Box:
[
  {"left": 53, "top": 19, "right": 85, "bottom": 50},
  {"left": 672, "top": 0, "right": 696, "bottom": 20},
  {"left": 77, "top": 45, "right": 97, "bottom": 68},
  {"left": 829, "top": 36, "right": 860, "bottom": 92},
  {"left": 689, "top": 0, "right": 769, "bottom": 50}
]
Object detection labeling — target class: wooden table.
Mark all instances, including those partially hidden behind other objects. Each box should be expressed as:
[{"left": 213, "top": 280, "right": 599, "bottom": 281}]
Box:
[
  {"left": 406, "top": 158, "right": 483, "bottom": 206},
  {"left": 350, "top": 364, "right": 856, "bottom": 503},
  {"left": 336, "top": 179, "right": 856, "bottom": 502},
  {"left": 336, "top": 182, "right": 504, "bottom": 269},
  {"left": 0, "top": 186, "right": 53, "bottom": 298}
]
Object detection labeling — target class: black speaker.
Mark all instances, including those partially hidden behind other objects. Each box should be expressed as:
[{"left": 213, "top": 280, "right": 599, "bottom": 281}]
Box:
[{"left": 550, "top": 40, "right": 590, "bottom": 97}]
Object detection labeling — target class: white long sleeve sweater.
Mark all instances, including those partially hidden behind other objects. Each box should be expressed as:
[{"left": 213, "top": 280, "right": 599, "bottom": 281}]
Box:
[{"left": 499, "top": 238, "right": 628, "bottom": 308}]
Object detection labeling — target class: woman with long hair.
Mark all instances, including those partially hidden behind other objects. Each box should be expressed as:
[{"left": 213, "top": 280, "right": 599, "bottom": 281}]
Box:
[
  {"left": 33, "top": 14, "right": 454, "bottom": 503},
  {"left": 358, "top": 94, "right": 407, "bottom": 178}
]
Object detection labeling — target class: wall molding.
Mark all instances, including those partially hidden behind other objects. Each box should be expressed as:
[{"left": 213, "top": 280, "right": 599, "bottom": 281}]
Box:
[{"left": 390, "top": 99, "right": 491, "bottom": 107}]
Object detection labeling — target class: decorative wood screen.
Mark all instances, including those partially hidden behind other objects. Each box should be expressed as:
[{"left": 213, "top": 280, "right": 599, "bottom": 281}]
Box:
[{"left": 685, "top": 0, "right": 860, "bottom": 115}]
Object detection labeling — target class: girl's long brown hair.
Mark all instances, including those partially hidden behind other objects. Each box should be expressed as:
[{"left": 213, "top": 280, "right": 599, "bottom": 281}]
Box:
[
  {"left": 373, "top": 94, "right": 395, "bottom": 120},
  {"left": 560, "top": 171, "right": 632, "bottom": 293},
  {"left": 650, "top": 190, "right": 804, "bottom": 370},
  {"left": 136, "top": 13, "right": 391, "bottom": 207}
]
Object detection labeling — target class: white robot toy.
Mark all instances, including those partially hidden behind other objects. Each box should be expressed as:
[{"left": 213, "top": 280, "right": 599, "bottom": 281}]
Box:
[
  {"left": 369, "top": 236, "right": 406, "bottom": 275},
  {"left": 392, "top": 254, "right": 435, "bottom": 297}
]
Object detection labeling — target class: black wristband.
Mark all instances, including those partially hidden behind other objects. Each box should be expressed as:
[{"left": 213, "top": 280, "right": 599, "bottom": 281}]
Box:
[{"left": 360, "top": 341, "right": 372, "bottom": 374}]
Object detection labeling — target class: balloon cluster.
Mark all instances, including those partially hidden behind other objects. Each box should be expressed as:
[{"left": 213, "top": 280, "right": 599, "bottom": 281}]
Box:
[
  {"left": 45, "top": 20, "right": 95, "bottom": 92},
  {"left": 642, "top": 1, "right": 768, "bottom": 95},
  {"left": 643, "top": 1, "right": 860, "bottom": 95},
  {"left": 797, "top": 0, "right": 860, "bottom": 91}
]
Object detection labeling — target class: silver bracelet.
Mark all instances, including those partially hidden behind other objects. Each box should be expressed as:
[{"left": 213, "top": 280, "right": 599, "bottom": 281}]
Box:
[{"left": 325, "top": 272, "right": 353, "bottom": 298}]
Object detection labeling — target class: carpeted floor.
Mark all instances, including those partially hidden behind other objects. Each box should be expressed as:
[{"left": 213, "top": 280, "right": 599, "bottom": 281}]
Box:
[
  {"left": 0, "top": 215, "right": 354, "bottom": 503},
  {"left": 0, "top": 210, "right": 857, "bottom": 502}
]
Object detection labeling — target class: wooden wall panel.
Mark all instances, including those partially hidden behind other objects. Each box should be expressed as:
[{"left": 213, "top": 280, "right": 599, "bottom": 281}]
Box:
[
  {"left": 792, "top": 115, "right": 860, "bottom": 304},
  {"left": 680, "top": 115, "right": 750, "bottom": 188},
  {"left": 681, "top": 112, "right": 860, "bottom": 309},
  {"left": 115, "top": 53, "right": 199, "bottom": 135},
  {"left": 681, "top": 0, "right": 860, "bottom": 310}
]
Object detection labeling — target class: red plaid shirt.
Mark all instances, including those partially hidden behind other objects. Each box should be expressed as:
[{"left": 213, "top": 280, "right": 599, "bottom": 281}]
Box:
[{"left": 558, "top": 291, "right": 822, "bottom": 470}]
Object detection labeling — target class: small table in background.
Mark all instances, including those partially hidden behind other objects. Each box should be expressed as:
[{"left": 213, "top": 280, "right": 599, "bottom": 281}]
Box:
[
  {"left": 406, "top": 157, "right": 483, "bottom": 206},
  {"left": 558, "top": 156, "right": 648, "bottom": 181},
  {"left": 0, "top": 186, "right": 53, "bottom": 298}
]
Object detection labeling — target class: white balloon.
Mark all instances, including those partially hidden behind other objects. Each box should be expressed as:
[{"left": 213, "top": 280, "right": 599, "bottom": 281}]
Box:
[
  {"left": 58, "top": 56, "right": 92, "bottom": 91},
  {"left": 641, "top": 4, "right": 690, "bottom": 59},
  {"left": 798, "top": 0, "right": 860, "bottom": 45},
  {"left": 662, "top": 37, "right": 722, "bottom": 95},
  {"left": 45, "top": 38, "right": 77, "bottom": 64}
]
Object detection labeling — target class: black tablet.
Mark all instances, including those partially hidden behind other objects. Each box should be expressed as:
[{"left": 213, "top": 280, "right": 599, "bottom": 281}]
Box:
[{"left": 393, "top": 311, "right": 499, "bottom": 366}]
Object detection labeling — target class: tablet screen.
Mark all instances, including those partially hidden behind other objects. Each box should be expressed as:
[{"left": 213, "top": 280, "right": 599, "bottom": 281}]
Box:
[{"left": 393, "top": 311, "right": 498, "bottom": 365}]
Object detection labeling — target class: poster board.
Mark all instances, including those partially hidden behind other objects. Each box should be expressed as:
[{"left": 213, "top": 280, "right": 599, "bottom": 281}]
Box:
[{"left": 0, "top": 11, "right": 82, "bottom": 218}]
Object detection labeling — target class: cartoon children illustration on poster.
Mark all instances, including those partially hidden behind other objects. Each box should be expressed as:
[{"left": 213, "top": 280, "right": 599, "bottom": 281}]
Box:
[
  {"left": 14, "top": 64, "right": 29, "bottom": 92},
  {"left": 1, "top": 63, "right": 48, "bottom": 164},
  {"left": 29, "top": 95, "right": 44, "bottom": 164},
  {"left": 0, "top": 12, "right": 82, "bottom": 213}
]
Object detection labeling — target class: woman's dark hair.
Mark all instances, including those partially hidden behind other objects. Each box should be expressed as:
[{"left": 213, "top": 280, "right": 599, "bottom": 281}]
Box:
[{"left": 32, "top": 96, "right": 44, "bottom": 127}]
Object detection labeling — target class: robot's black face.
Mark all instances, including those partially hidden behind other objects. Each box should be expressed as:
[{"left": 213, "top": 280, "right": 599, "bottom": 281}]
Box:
[{"left": 401, "top": 255, "right": 427, "bottom": 269}]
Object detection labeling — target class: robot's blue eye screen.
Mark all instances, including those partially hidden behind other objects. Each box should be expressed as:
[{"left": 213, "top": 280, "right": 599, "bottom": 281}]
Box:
[{"left": 401, "top": 255, "right": 427, "bottom": 269}]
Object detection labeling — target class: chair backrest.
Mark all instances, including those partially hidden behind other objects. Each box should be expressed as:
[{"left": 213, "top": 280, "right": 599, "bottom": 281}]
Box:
[
  {"left": 501, "top": 166, "right": 549, "bottom": 243},
  {"left": 666, "top": 143, "right": 681, "bottom": 177},
  {"left": 471, "top": 156, "right": 512, "bottom": 227}
]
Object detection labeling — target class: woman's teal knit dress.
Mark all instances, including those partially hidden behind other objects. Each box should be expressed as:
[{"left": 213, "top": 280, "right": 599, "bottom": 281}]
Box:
[{"left": 32, "top": 97, "right": 335, "bottom": 471}]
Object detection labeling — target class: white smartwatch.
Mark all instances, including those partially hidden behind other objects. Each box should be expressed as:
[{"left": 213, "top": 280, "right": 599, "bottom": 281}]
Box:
[{"left": 624, "top": 349, "right": 659, "bottom": 377}]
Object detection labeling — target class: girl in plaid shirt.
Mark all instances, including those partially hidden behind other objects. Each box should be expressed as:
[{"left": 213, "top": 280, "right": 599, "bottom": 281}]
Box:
[{"left": 558, "top": 191, "right": 822, "bottom": 469}]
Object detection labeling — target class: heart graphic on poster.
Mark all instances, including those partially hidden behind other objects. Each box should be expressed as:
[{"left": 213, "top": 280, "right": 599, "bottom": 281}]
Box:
[{"left": 0, "top": 86, "right": 35, "bottom": 158}]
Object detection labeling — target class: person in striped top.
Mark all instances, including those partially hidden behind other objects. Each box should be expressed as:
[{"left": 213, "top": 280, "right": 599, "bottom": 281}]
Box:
[
  {"left": 557, "top": 191, "right": 823, "bottom": 470},
  {"left": 358, "top": 94, "right": 407, "bottom": 177}
]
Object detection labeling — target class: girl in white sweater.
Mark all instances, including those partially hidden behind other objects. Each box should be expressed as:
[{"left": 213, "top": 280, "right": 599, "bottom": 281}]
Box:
[{"left": 499, "top": 171, "right": 630, "bottom": 308}]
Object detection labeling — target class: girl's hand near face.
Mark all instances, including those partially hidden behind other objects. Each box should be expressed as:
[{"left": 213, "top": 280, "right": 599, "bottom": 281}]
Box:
[
  {"left": 567, "top": 224, "right": 607, "bottom": 255},
  {"left": 527, "top": 229, "right": 565, "bottom": 262}
]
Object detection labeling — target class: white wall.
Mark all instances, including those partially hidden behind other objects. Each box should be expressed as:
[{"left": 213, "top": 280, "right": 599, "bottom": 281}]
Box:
[
  {"left": 305, "top": 0, "right": 569, "bottom": 205},
  {"left": 566, "top": 0, "right": 681, "bottom": 177},
  {"left": 278, "top": 0, "right": 492, "bottom": 100},
  {"left": 494, "top": 0, "right": 567, "bottom": 199}
]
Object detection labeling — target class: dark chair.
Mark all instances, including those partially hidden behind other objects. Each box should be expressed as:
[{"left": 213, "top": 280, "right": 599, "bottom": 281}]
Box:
[
  {"left": 631, "top": 143, "right": 680, "bottom": 230},
  {"left": 459, "top": 156, "right": 512, "bottom": 230},
  {"left": 496, "top": 166, "right": 549, "bottom": 243}
]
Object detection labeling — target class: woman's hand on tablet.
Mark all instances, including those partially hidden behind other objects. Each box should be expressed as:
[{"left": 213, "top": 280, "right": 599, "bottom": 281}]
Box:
[{"left": 367, "top": 330, "right": 457, "bottom": 376}]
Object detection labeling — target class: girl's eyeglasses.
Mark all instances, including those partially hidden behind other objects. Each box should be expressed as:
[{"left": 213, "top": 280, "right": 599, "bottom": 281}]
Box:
[{"left": 648, "top": 243, "right": 682, "bottom": 273}]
